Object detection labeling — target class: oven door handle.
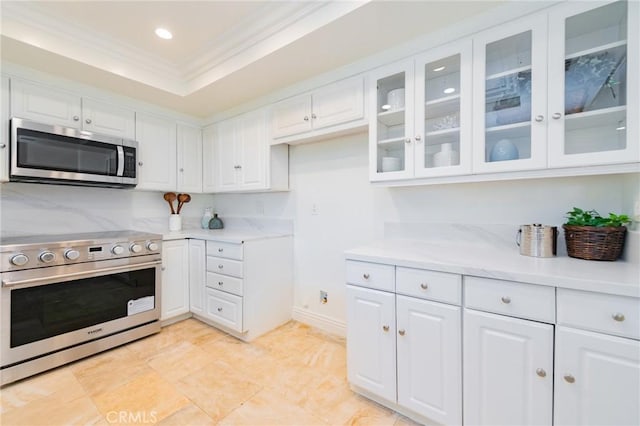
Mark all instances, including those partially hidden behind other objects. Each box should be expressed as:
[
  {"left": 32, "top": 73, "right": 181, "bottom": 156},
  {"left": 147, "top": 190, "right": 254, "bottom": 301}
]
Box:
[{"left": 2, "top": 260, "right": 162, "bottom": 289}]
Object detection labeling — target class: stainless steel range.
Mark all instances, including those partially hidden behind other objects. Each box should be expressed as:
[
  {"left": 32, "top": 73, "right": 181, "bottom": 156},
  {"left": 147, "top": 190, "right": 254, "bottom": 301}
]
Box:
[{"left": 0, "top": 230, "right": 162, "bottom": 385}]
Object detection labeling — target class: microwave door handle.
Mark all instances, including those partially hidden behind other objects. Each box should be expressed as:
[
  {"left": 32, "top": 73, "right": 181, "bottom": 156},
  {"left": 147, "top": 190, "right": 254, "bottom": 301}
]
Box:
[
  {"left": 117, "top": 145, "right": 125, "bottom": 177},
  {"left": 2, "top": 260, "right": 161, "bottom": 289}
]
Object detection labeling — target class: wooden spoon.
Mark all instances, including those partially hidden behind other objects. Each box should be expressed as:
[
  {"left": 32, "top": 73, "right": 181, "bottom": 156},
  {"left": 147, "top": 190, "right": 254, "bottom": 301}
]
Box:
[
  {"left": 163, "top": 192, "right": 177, "bottom": 214},
  {"left": 176, "top": 193, "right": 191, "bottom": 214}
]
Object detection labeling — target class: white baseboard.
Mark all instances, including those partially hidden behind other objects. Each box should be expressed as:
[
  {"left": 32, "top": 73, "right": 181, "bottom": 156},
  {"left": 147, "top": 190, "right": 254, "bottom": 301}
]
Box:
[{"left": 292, "top": 307, "right": 346, "bottom": 338}]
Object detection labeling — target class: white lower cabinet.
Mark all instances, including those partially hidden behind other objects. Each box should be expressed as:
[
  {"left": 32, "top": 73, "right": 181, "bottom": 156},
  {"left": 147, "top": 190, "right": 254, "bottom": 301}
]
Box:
[
  {"left": 161, "top": 240, "right": 190, "bottom": 321},
  {"left": 346, "top": 261, "right": 462, "bottom": 425},
  {"left": 346, "top": 285, "right": 396, "bottom": 402},
  {"left": 188, "top": 239, "right": 206, "bottom": 316},
  {"left": 192, "top": 236, "right": 293, "bottom": 341},
  {"left": 463, "top": 309, "right": 554, "bottom": 426},
  {"left": 554, "top": 326, "right": 640, "bottom": 426}
]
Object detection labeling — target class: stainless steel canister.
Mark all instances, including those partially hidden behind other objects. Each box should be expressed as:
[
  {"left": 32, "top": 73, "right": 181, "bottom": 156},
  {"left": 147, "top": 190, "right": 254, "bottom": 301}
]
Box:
[{"left": 516, "top": 224, "right": 558, "bottom": 257}]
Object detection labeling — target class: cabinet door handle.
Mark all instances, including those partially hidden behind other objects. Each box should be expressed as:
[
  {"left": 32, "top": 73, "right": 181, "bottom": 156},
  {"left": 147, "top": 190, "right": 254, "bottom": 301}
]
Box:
[
  {"left": 382, "top": 325, "right": 389, "bottom": 332},
  {"left": 414, "top": 135, "right": 422, "bottom": 142},
  {"left": 218, "top": 264, "right": 224, "bottom": 269},
  {"left": 217, "top": 307, "right": 223, "bottom": 312},
  {"left": 536, "top": 368, "right": 547, "bottom": 378},
  {"left": 179, "top": 168, "right": 184, "bottom": 172},
  {"left": 0, "top": 144, "right": 5, "bottom": 149},
  {"left": 161, "top": 266, "right": 166, "bottom": 271},
  {"left": 398, "top": 329, "right": 406, "bottom": 336},
  {"left": 420, "top": 283, "right": 428, "bottom": 290},
  {"left": 552, "top": 112, "right": 562, "bottom": 119},
  {"left": 138, "top": 161, "right": 143, "bottom": 166},
  {"left": 73, "top": 116, "right": 80, "bottom": 121},
  {"left": 404, "top": 138, "right": 412, "bottom": 144},
  {"left": 535, "top": 115, "right": 544, "bottom": 122},
  {"left": 363, "top": 273, "right": 370, "bottom": 280},
  {"left": 303, "top": 116, "right": 309, "bottom": 121},
  {"left": 501, "top": 296, "right": 511, "bottom": 304},
  {"left": 612, "top": 313, "right": 625, "bottom": 322},
  {"left": 85, "top": 118, "right": 92, "bottom": 124},
  {"left": 311, "top": 113, "right": 317, "bottom": 119},
  {"left": 564, "top": 374, "right": 575, "bottom": 384},
  {"left": 218, "top": 281, "right": 223, "bottom": 286}
]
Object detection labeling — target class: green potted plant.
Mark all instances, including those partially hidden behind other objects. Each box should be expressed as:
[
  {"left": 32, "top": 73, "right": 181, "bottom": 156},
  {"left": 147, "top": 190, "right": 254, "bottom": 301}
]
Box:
[{"left": 563, "top": 207, "right": 631, "bottom": 261}]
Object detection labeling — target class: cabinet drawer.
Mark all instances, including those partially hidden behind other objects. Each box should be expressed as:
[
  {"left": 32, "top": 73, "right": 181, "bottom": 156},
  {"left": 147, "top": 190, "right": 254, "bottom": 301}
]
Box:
[
  {"left": 346, "top": 260, "right": 395, "bottom": 292},
  {"left": 206, "top": 256, "right": 243, "bottom": 278},
  {"left": 205, "top": 288, "right": 243, "bottom": 332},
  {"left": 206, "top": 272, "right": 243, "bottom": 296},
  {"left": 465, "top": 276, "right": 555, "bottom": 323},
  {"left": 396, "top": 267, "right": 461, "bottom": 305},
  {"left": 557, "top": 289, "right": 640, "bottom": 340},
  {"left": 206, "top": 240, "right": 243, "bottom": 260}
]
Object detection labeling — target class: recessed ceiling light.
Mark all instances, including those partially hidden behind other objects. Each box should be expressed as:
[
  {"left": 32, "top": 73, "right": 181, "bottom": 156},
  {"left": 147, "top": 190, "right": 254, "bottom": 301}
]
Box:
[
  {"left": 443, "top": 87, "right": 456, "bottom": 94},
  {"left": 155, "top": 28, "right": 173, "bottom": 40},
  {"left": 433, "top": 66, "right": 446, "bottom": 72}
]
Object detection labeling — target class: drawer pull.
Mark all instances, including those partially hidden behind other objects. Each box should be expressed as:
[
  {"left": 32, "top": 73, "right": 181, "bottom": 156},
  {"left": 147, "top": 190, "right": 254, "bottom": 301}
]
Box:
[
  {"left": 218, "top": 264, "right": 224, "bottom": 269},
  {"left": 536, "top": 368, "right": 547, "bottom": 378},
  {"left": 218, "top": 248, "right": 224, "bottom": 252},
  {"left": 501, "top": 296, "right": 511, "bottom": 304},
  {"left": 612, "top": 313, "right": 625, "bottom": 322},
  {"left": 398, "top": 329, "right": 406, "bottom": 336},
  {"left": 563, "top": 374, "right": 575, "bottom": 384},
  {"left": 363, "top": 273, "right": 370, "bottom": 280},
  {"left": 218, "top": 281, "right": 223, "bottom": 286},
  {"left": 382, "top": 325, "right": 389, "bottom": 332},
  {"left": 217, "top": 307, "right": 223, "bottom": 312},
  {"left": 420, "top": 283, "right": 428, "bottom": 290}
]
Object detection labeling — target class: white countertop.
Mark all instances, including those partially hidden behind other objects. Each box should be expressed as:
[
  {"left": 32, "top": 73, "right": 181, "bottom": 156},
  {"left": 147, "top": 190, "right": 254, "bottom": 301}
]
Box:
[
  {"left": 159, "top": 227, "right": 292, "bottom": 243},
  {"left": 345, "top": 239, "right": 640, "bottom": 298}
]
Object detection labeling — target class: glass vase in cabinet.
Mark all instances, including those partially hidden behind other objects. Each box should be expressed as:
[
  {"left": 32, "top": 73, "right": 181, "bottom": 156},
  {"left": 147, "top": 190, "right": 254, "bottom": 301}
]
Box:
[
  {"left": 472, "top": 14, "right": 548, "bottom": 173},
  {"left": 369, "top": 60, "right": 415, "bottom": 181},
  {"left": 547, "top": 0, "right": 639, "bottom": 168}
]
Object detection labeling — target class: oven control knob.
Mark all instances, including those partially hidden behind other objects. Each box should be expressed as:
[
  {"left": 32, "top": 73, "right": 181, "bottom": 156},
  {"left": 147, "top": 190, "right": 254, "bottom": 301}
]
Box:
[
  {"left": 130, "top": 243, "right": 143, "bottom": 254},
  {"left": 39, "top": 251, "right": 55, "bottom": 263},
  {"left": 10, "top": 254, "right": 29, "bottom": 266},
  {"left": 112, "top": 245, "right": 125, "bottom": 255},
  {"left": 64, "top": 249, "right": 80, "bottom": 261},
  {"left": 146, "top": 242, "right": 159, "bottom": 251}
]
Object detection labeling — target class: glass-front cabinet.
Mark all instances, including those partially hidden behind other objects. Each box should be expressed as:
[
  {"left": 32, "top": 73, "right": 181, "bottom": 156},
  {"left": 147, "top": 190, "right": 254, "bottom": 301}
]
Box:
[
  {"left": 369, "top": 60, "right": 415, "bottom": 181},
  {"left": 548, "top": 0, "right": 638, "bottom": 167},
  {"left": 369, "top": 41, "right": 472, "bottom": 181},
  {"left": 472, "top": 14, "right": 548, "bottom": 173}
]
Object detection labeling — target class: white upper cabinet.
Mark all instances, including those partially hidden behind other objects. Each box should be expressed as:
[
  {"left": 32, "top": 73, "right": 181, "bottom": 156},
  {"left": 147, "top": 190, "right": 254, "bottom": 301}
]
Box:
[
  {"left": 176, "top": 123, "right": 203, "bottom": 193},
  {"left": 204, "top": 107, "right": 287, "bottom": 193},
  {"left": 472, "top": 14, "right": 548, "bottom": 173},
  {"left": 370, "top": 40, "right": 472, "bottom": 181},
  {"left": 11, "top": 79, "right": 135, "bottom": 139},
  {"left": 135, "top": 112, "right": 177, "bottom": 191},
  {"left": 271, "top": 75, "right": 365, "bottom": 142},
  {"left": 1, "top": 76, "right": 9, "bottom": 183},
  {"left": 548, "top": 0, "right": 639, "bottom": 168}
]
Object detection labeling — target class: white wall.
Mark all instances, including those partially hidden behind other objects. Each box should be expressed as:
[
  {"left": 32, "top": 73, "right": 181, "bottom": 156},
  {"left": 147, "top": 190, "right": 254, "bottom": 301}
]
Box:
[{"left": 211, "top": 132, "right": 639, "bottom": 330}]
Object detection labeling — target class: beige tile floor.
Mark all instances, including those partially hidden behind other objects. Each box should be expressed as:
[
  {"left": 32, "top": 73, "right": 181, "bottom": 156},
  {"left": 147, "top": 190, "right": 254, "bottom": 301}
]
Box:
[{"left": 0, "top": 319, "right": 421, "bottom": 426}]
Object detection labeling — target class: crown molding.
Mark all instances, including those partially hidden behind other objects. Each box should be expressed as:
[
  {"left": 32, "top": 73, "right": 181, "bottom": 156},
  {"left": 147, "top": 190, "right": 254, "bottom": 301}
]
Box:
[{"left": 1, "top": 1, "right": 370, "bottom": 97}]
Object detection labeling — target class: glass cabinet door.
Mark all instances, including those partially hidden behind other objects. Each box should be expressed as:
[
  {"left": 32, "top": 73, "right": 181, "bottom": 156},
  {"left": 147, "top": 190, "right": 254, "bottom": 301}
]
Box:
[
  {"left": 369, "top": 60, "right": 414, "bottom": 181},
  {"left": 414, "top": 40, "right": 472, "bottom": 177},
  {"left": 548, "top": 0, "right": 638, "bottom": 167},
  {"left": 473, "top": 15, "right": 548, "bottom": 173}
]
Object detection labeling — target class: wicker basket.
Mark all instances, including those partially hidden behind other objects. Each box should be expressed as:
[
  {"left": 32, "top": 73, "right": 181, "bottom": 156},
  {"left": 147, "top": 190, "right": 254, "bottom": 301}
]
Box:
[{"left": 563, "top": 224, "right": 627, "bottom": 261}]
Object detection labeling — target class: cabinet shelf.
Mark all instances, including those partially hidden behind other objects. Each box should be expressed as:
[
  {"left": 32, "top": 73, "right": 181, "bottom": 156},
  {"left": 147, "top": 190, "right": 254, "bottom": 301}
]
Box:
[
  {"left": 565, "top": 105, "right": 626, "bottom": 132},
  {"left": 486, "top": 65, "right": 532, "bottom": 81},
  {"left": 378, "top": 136, "right": 406, "bottom": 146},
  {"left": 486, "top": 121, "right": 530, "bottom": 140},
  {"left": 565, "top": 40, "right": 627, "bottom": 61},
  {"left": 378, "top": 109, "right": 405, "bottom": 126},
  {"left": 426, "top": 128, "right": 460, "bottom": 146},
  {"left": 425, "top": 95, "right": 461, "bottom": 118}
]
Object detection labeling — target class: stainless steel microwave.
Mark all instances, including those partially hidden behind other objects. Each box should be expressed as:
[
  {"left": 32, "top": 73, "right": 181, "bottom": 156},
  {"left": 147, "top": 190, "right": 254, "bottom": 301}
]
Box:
[{"left": 10, "top": 117, "right": 138, "bottom": 188}]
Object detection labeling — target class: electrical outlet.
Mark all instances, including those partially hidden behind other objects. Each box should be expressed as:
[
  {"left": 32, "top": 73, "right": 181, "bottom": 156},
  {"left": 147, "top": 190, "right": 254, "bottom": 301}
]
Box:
[
  {"left": 311, "top": 203, "right": 319, "bottom": 215},
  {"left": 320, "top": 290, "right": 328, "bottom": 304}
]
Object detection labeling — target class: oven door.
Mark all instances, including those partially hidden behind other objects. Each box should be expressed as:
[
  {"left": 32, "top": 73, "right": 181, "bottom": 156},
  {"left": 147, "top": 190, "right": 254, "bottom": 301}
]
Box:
[{"left": 0, "top": 257, "right": 161, "bottom": 368}]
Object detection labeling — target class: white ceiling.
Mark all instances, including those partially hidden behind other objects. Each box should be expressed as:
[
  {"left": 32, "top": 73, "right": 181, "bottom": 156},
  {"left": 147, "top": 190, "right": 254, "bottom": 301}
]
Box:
[{"left": 1, "top": 1, "right": 503, "bottom": 118}]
